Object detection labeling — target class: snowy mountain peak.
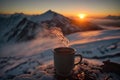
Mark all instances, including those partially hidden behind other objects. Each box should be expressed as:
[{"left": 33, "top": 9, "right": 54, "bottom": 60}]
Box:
[
  {"left": 0, "top": 10, "right": 102, "bottom": 43},
  {"left": 44, "top": 10, "right": 55, "bottom": 14},
  {"left": 30, "top": 10, "right": 60, "bottom": 22},
  {"left": 40, "top": 10, "right": 58, "bottom": 17}
]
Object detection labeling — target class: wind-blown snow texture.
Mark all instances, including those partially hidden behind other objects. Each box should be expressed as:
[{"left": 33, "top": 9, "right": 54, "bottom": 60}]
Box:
[
  {"left": 0, "top": 10, "right": 101, "bottom": 43},
  {"left": 0, "top": 10, "right": 120, "bottom": 80},
  {"left": 0, "top": 27, "right": 120, "bottom": 80}
]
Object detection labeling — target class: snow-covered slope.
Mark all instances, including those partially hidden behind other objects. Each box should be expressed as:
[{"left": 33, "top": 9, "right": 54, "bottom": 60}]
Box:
[
  {"left": 0, "top": 10, "right": 102, "bottom": 43},
  {"left": 0, "top": 13, "right": 25, "bottom": 37},
  {"left": 0, "top": 13, "right": 25, "bottom": 43},
  {"left": 30, "top": 10, "right": 102, "bottom": 34},
  {"left": 0, "top": 27, "right": 120, "bottom": 80},
  {"left": 67, "top": 29, "right": 120, "bottom": 63},
  {"left": 31, "top": 10, "right": 55, "bottom": 22},
  {"left": 0, "top": 14, "right": 49, "bottom": 43},
  {"left": 30, "top": 10, "right": 79, "bottom": 34}
]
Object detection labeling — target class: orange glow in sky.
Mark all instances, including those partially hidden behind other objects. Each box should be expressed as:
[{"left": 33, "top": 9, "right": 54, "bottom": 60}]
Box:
[{"left": 0, "top": 0, "right": 120, "bottom": 17}]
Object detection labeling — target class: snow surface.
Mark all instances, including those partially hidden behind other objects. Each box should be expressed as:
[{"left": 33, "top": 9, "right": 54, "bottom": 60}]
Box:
[
  {"left": 30, "top": 10, "right": 55, "bottom": 23},
  {"left": 0, "top": 26, "right": 120, "bottom": 80},
  {"left": 0, "top": 14, "right": 25, "bottom": 38}
]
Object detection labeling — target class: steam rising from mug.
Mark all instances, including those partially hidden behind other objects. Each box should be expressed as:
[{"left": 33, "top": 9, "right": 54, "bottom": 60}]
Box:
[{"left": 50, "top": 27, "right": 69, "bottom": 47}]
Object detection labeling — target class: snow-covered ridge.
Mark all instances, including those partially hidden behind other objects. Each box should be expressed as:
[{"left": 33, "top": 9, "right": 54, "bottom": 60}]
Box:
[
  {"left": 0, "top": 10, "right": 102, "bottom": 43},
  {"left": 30, "top": 10, "right": 55, "bottom": 22}
]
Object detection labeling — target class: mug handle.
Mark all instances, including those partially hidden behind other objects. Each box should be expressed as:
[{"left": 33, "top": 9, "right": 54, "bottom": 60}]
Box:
[{"left": 74, "top": 54, "right": 82, "bottom": 66}]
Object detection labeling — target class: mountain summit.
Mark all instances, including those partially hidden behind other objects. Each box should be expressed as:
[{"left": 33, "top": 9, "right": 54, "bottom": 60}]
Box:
[
  {"left": 31, "top": 10, "right": 102, "bottom": 34},
  {"left": 44, "top": 10, "right": 56, "bottom": 14},
  {"left": 0, "top": 10, "right": 102, "bottom": 42},
  {"left": 31, "top": 10, "right": 59, "bottom": 22}
]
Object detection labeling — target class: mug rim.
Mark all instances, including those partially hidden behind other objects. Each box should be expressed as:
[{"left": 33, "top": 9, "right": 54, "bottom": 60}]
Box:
[{"left": 53, "top": 47, "right": 76, "bottom": 55}]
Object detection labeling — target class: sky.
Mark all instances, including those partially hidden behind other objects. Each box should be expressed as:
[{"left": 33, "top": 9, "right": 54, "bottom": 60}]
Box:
[{"left": 0, "top": 0, "right": 120, "bottom": 17}]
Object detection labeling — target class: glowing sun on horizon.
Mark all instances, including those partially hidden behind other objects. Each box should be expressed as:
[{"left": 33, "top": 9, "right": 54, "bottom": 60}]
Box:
[{"left": 78, "top": 14, "right": 86, "bottom": 19}]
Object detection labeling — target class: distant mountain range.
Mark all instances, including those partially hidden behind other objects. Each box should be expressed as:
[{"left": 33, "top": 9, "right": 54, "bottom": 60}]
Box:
[
  {"left": 105, "top": 15, "right": 120, "bottom": 20},
  {"left": 0, "top": 10, "right": 102, "bottom": 43}
]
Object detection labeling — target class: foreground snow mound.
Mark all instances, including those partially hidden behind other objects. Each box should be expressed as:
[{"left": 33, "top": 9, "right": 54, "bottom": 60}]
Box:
[
  {"left": 0, "top": 28, "right": 120, "bottom": 80},
  {"left": 0, "top": 56, "right": 120, "bottom": 80}
]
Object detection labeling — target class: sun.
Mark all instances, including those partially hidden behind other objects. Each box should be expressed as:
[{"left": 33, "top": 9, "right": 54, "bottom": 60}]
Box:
[{"left": 78, "top": 14, "right": 86, "bottom": 19}]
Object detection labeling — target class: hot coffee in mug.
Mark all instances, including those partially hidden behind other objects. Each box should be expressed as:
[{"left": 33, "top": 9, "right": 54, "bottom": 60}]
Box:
[{"left": 53, "top": 47, "right": 82, "bottom": 77}]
